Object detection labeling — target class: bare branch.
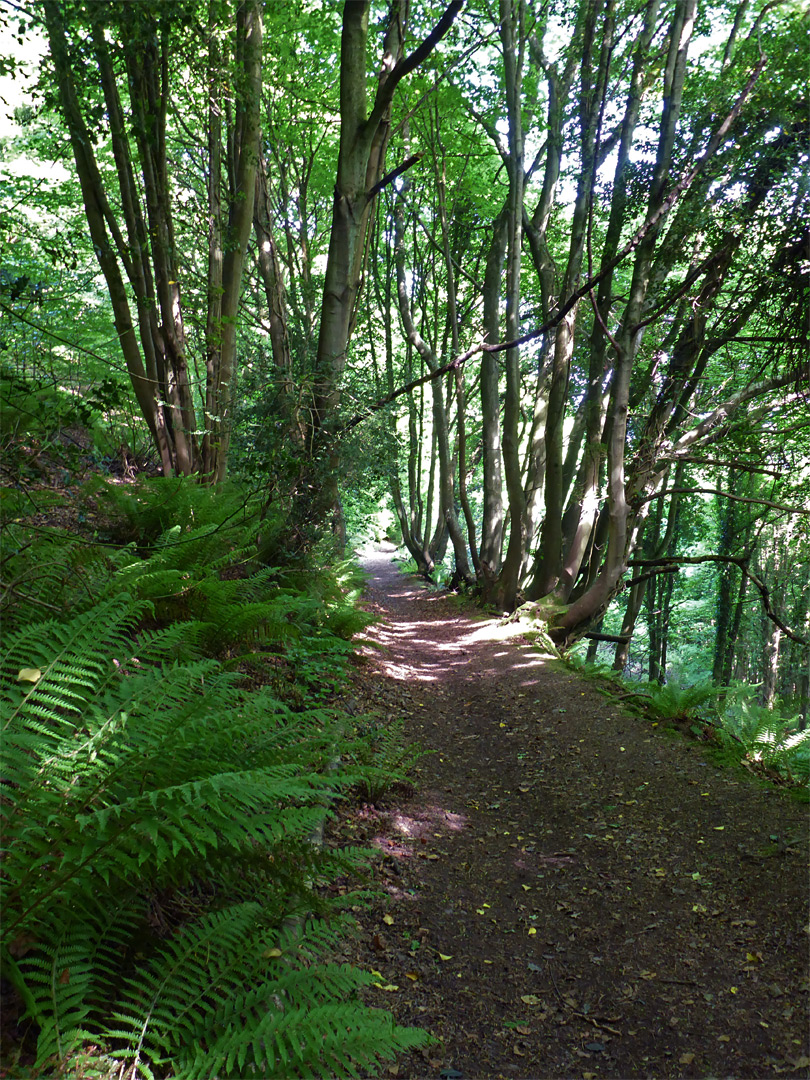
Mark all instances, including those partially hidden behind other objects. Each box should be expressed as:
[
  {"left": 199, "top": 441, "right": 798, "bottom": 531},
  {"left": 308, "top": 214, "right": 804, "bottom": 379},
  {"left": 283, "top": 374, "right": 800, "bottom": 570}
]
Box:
[
  {"left": 367, "top": 152, "right": 422, "bottom": 199},
  {"left": 640, "top": 487, "right": 809, "bottom": 516},
  {"left": 629, "top": 555, "right": 808, "bottom": 645}
]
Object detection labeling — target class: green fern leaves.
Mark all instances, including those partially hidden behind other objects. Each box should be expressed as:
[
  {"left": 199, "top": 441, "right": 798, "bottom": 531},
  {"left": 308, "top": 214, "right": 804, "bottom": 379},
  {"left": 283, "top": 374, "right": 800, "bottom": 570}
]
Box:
[{"left": 0, "top": 595, "right": 426, "bottom": 1076}]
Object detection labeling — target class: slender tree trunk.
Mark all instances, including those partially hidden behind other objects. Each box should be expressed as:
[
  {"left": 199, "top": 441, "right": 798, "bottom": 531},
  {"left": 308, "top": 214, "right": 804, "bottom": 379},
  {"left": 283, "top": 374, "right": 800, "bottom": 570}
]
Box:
[
  {"left": 479, "top": 206, "right": 508, "bottom": 579},
  {"left": 394, "top": 174, "right": 471, "bottom": 583},
  {"left": 495, "top": 0, "right": 527, "bottom": 611}
]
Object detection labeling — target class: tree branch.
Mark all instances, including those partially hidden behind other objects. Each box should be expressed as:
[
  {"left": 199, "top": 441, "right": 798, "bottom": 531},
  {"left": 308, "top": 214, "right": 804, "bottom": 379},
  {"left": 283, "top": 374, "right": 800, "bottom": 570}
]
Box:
[
  {"left": 367, "top": 0, "right": 464, "bottom": 132},
  {"left": 629, "top": 555, "right": 808, "bottom": 645},
  {"left": 639, "top": 488, "right": 809, "bottom": 516},
  {"left": 367, "top": 152, "right": 422, "bottom": 198}
]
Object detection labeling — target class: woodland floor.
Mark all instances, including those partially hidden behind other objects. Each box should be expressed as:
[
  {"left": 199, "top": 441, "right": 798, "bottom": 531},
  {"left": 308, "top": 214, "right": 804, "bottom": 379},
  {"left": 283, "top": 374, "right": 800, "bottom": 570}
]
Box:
[{"left": 326, "top": 544, "right": 810, "bottom": 1080}]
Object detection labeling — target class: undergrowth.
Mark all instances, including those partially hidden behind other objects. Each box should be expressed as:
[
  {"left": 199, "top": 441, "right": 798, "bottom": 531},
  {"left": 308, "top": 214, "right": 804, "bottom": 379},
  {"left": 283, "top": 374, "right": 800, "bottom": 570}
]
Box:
[
  {"left": 0, "top": 476, "right": 427, "bottom": 1078},
  {"left": 564, "top": 656, "right": 810, "bottom": 788}
]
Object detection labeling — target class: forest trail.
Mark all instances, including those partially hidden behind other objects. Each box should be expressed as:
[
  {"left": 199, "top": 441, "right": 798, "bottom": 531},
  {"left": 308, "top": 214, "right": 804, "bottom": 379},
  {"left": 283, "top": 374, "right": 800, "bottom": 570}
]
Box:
[{"left": 330, "top": 546, "right": 810, "bottom": 1080}]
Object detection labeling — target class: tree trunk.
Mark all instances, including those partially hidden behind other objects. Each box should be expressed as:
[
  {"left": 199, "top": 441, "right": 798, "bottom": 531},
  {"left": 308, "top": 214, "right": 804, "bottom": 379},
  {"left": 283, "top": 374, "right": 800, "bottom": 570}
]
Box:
[{"left": 479, "top": 206, "right": 509, "bottom": 578}]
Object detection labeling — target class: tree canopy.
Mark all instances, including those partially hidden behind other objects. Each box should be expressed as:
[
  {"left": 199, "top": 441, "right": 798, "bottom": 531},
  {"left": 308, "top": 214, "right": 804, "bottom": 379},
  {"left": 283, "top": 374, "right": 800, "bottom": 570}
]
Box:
[{"left": 2, "top": 0, "right": 808, "bottom": 690}]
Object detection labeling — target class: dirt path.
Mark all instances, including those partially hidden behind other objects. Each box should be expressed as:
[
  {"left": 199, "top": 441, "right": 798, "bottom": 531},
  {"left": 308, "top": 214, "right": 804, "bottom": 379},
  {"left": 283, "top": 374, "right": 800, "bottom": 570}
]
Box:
[{"left": 330, "top": 547, "right": 809, "bottom": 1080}]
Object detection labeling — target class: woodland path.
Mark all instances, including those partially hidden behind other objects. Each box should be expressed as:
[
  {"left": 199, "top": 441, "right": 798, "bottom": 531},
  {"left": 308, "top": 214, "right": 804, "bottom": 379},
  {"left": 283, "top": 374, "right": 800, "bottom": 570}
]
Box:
[{"left": 328, "top": 545, "right": 810, "bottom": 1080}]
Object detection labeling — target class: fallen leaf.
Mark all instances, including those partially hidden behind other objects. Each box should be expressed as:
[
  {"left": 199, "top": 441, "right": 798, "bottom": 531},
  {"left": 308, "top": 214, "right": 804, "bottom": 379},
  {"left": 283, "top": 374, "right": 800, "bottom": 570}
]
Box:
[
  {"left": 717, "top": 1035, "right": 730, "bottom": 1043},
  {"left": 528, "top": 927, "right": 537, "bottom": 936},
  {"left": 373, "top": 983, "right": 399, "bottom": 992},
  {"left": 263, "top": 947, "right": 282, "bottom": 959},
  {"left": 16, "top": 668, "right": 41, "bottom": 683},
  {"left": 438, "top": 953, "right": 453, "bottom": 961},
  {"left": 405, "top": 971, "right": 419, "bottom": 981},
  {"left": 520, "top": 994, "right": 542, "bottom": 1005},
  {"left": 679, "top": 1052, "right": 695, "bottom": 1065},
  {"left": 382, "top": 914, "right": 394, "bottom": 925}
]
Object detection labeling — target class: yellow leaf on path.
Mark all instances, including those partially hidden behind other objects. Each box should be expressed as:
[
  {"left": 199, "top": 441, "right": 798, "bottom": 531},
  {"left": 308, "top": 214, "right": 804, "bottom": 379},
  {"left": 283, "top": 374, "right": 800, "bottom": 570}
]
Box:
[
  {"left": 520, "top": 994, "right": 542, "bottom": 1005},
  {"left": 714, "top": 826, "right": 725, "bottom": 831},
  {"left": 528, "top": 927, "right": 537, "bottom": 936},
  {"left": 729, "top": 986, "right": 738, "bottom": 994},
  {"left": 746, "top": 951, "right": 762, "bottom": 963},
  {"left": 522, "top": 884, "right": 532, "bottom": 891},
  {"left": 679, "top": 1053, "right": 695, "bottom": 1065},
  {"left": 383, "top": 914, "right": 394, "bottom": 925},
  {"left": 17, "top": 668, "right": 41, "bottom": 683},
  {"left": 405, "top": 972, "right": 419, "bottom": 981},
  {"left": 438, "top": 953, "right": 452, "bottom": 961},
  {"left": 374, "top": 983, "right": 399, "bottom": 992},
  {"left": 717, "top": 1035, "right": 730, "bottom": 1043}
]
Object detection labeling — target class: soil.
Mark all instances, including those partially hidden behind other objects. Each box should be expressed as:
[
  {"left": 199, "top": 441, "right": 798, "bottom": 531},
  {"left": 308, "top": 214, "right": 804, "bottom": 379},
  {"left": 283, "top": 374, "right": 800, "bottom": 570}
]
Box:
[{"left": 328, "top": 545, "right": 810, "bottom": 1080}]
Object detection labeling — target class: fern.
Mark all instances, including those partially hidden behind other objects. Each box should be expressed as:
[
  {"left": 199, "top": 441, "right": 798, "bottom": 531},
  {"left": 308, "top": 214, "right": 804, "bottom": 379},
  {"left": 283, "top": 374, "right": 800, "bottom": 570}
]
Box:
[
  {"left": 718, "top": 685, "right": 810, "bottom": 783},
  {"left": 1, "top": 599, "right": 428, "bottom": 1076},
  {"left": 624, "top": 679, "right": 721, "bottom": 724},
  {"left": 349, "top": 718, "right": 429, "bottom": 802}
]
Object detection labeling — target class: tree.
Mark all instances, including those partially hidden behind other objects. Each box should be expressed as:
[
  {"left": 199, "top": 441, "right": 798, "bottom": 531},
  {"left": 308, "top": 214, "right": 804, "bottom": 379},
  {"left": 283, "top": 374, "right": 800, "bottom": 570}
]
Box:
[{"left": 41, "top": 0, "right": 262, "bottom": 479}]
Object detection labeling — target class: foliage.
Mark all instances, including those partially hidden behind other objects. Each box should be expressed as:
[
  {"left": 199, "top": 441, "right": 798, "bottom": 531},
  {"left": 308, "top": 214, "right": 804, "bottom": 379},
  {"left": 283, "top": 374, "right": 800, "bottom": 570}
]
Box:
[
  {"left": 0, "top": 588, "right": 427, "bottom": 1077},
  {"left": 718, "top": 684, "right": 810, "bottom": 785},
  {"left": 349, "top": 718, "right": 430, "bottom": 803},
  {"left": 621, "top": 680, "right": 722, "bottom": 726},
  {"left": 566, "top": 654, "right": 810, "bottom": 788}
]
